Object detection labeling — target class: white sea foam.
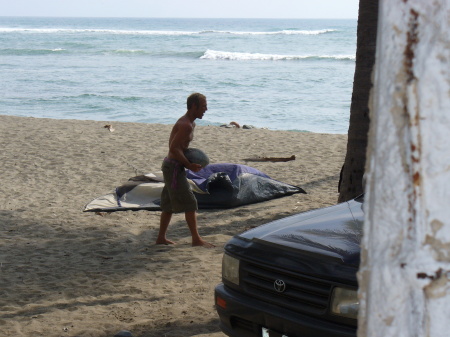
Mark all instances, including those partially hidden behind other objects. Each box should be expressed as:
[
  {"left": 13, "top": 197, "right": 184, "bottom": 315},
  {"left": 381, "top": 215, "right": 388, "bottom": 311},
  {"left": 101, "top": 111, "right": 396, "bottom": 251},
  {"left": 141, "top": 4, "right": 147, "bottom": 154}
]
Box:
[
  {"left": 200, "top": 49, "right": 355, "bottom": 61},
  {"left": 280, "top": 29, "right": 337, "bottom": 35},
  {"left": 0, "top": 27, "right": 337, "bottom": 36},
  {"left": 0, "top": 28, "right": 197, "bottom": 35},
  {"left": 200, "top": 29, "right": 337, "bottom": 35},
  {"left": 0, "top": 47, "right": 67, "bottom": 55}
]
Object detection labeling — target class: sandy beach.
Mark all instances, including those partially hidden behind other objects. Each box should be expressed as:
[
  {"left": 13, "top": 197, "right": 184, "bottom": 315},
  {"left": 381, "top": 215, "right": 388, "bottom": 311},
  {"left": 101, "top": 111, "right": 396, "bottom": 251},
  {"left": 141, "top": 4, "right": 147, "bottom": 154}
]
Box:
[{"left": 0, "top": 115, "right": 347, "bottom": 337}]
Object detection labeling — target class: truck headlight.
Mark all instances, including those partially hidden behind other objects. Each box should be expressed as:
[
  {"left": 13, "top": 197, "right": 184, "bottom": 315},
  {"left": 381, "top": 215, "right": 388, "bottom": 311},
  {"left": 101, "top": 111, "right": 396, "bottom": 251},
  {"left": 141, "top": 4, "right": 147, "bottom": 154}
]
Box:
[
  {"left": 331, "top": 287, "right": 359, "bottom": 319},
  {"left": 222, "top": 254, "right": 240, "bottom": 285}
]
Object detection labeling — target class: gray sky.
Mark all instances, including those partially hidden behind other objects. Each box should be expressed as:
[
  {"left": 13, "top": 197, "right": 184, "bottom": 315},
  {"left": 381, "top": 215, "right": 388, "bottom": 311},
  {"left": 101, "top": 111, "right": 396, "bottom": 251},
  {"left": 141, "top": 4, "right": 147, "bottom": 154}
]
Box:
[{"left": 2, "top": 0, "right": 358, "bottom": 19}]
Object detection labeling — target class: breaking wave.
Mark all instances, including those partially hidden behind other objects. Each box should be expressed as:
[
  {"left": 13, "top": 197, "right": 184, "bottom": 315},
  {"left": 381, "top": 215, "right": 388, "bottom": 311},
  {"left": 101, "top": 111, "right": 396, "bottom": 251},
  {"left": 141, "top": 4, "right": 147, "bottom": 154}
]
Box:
[
  {"left": 0, "top": 27, "right": 337, "bottom": 36},
  {"left": 200, "top": 49, "right": 355, "bottom": 61}
]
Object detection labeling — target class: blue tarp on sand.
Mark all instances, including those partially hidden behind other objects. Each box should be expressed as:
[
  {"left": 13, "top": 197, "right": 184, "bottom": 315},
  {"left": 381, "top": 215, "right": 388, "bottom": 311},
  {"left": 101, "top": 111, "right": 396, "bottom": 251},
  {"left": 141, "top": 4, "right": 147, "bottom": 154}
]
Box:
[{"left": 83, "top": 163, "right": 306, "bottom": 212}]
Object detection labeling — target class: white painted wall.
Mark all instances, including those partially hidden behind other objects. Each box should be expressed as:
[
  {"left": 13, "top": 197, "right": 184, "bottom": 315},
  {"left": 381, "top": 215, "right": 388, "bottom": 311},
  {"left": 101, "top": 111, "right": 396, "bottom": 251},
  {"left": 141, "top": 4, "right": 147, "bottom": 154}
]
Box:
[{"left": 358, "top": 0, "right": 450, "bottom": 336}]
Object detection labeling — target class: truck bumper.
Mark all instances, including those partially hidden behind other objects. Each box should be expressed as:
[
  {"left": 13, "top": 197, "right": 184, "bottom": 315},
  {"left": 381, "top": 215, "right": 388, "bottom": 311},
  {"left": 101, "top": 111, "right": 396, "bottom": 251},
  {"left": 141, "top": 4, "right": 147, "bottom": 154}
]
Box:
[{"left": 215, "top": 283, "right": 356, "bottom": 337}]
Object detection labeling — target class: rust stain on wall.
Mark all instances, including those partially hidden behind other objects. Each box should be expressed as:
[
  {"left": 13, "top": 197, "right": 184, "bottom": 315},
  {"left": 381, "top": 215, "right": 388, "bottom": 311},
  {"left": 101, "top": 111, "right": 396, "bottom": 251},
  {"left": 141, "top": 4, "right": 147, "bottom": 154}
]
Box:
[
  {"left": 404, "top": 9, "right": 420, "bottom": 83},
  {"left": 401, "top": 8, "right": 422, "bottom": 237},
  {"left": 413, "top": 171, "right": 421, "bottom": 186}
]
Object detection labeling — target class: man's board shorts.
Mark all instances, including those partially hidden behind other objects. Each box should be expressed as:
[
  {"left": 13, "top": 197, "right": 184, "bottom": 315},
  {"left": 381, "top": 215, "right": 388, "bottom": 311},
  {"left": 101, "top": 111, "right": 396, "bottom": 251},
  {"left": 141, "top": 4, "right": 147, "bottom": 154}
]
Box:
[{"left": 160, "top": 157, "right": 198, "bottom": 213}]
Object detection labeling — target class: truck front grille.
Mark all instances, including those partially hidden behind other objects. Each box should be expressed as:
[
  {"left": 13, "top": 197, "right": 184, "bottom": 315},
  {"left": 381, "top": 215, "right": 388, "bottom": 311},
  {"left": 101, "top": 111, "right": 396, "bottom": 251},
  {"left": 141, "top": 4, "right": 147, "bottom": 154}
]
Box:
[{"left": 241, "top": 261, "right": 332, "bottom": 315}]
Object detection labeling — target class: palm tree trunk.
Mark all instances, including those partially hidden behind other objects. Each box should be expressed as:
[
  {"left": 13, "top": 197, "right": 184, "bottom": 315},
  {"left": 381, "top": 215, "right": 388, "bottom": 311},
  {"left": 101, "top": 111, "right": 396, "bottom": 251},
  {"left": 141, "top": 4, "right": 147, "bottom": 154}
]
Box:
[{"left": 338, "top": 0, "right": 379, "bottom": 202}]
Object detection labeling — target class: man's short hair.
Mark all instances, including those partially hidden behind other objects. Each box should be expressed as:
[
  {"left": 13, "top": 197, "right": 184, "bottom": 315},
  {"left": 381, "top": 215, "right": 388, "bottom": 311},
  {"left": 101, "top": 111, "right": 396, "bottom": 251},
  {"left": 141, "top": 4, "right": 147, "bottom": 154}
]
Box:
[{"left": 187, "top": 93, "right": 206, "bottom": 109}]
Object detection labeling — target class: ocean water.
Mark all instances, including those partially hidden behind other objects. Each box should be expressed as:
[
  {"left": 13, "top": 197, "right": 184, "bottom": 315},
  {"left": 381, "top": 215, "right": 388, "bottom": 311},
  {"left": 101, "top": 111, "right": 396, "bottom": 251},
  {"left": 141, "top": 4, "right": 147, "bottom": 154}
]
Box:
[{"left": 0, "top": 17, "right": 356, "bottom": 133}]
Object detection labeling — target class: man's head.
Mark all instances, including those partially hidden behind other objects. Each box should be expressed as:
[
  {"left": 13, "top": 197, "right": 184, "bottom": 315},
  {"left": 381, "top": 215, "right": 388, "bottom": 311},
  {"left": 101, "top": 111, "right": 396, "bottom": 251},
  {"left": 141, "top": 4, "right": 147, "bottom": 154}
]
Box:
[
  {"left": 187, "top": 93, "right": 206, "bottom": 109},
  {"left": 187, "top": 93, "right": 207, "bottom": 119}
]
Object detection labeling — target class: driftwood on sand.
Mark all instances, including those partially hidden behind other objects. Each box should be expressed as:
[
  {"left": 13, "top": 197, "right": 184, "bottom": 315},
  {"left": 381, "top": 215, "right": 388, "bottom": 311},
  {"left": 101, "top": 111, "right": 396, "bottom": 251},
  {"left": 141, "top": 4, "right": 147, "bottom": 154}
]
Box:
[{"left": 243, "top": 155, "right": 296, "bottom": 162}]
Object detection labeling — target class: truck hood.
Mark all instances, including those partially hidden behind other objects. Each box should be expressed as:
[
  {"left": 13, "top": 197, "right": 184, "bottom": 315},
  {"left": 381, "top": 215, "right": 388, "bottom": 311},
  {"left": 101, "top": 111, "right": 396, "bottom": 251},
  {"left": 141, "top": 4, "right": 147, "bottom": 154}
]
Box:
[{"left": 238, "top": 198, "right": 364, "bottom": 265}]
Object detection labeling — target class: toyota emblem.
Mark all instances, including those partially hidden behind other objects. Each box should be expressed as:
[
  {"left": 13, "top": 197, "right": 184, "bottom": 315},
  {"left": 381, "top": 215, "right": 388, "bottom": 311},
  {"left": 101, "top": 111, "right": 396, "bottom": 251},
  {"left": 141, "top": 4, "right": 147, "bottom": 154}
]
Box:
[{"left": 274, "top": 279, "right": 286, "bottom": 293}]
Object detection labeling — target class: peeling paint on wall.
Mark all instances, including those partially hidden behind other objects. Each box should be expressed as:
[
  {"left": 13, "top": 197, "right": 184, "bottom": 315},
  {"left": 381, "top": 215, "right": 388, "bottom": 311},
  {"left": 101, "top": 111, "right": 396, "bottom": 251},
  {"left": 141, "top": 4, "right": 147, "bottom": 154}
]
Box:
[{"left": 360, "top": 0, "right": 450, "bottom": 336}]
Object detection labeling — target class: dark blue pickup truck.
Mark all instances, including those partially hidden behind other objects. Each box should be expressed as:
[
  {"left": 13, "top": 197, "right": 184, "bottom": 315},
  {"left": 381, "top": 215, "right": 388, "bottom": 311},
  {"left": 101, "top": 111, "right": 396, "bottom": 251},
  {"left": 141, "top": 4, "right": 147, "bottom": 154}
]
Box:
[{"left": 215, "top": 195, "right": 364, "bottom": 337}]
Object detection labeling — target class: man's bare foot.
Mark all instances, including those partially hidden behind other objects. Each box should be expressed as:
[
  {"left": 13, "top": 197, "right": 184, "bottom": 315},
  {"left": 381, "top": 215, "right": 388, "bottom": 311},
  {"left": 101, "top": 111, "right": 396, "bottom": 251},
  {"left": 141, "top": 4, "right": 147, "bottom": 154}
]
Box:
[
  {"left": 192, "top": 239, "right": 215, "bottom": 248},
  {"left": 155, "top": 238, "right": 176, "bottom": 245}
]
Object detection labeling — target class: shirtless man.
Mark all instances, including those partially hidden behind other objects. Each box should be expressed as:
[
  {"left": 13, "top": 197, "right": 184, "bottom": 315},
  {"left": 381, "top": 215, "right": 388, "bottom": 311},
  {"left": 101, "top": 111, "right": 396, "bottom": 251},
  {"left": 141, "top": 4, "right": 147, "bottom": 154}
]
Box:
[{"left": 156, "top": 93, "right": 214, "bottom": 248}]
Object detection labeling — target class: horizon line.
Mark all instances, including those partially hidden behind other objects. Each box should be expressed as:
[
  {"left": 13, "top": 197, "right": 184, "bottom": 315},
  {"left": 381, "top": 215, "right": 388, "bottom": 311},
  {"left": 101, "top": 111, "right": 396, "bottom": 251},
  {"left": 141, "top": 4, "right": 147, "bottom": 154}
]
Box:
[{"left": 0, "top": 15, "right": 357, "bottom": 20}]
